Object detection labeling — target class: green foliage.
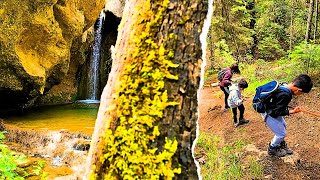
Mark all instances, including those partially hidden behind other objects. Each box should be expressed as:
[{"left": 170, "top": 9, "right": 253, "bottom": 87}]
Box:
[
  {"left": 210, "top": 0, "right": 253, "bottom": 63},
  {"left": 203, "top": 69, "right": 217, "bottom": 82},
  {"left": 247, "top": 156, "right": 264, "bottom": 178},
  {"left": 0, "top": 132, "right": 48, "bottom": 180},
  {"left": 214, "top": 40, "right": 237, "bottom": 68},
  {"left": 237, "top": 62, "right": 272, "bottom": 95},
  {"left": 208, "top": 0, "right": 316, "bottom": 63},
  {"left": 257, "top": 36, "right": 285, "bottom": 60},
  {"left": 288, "top": 42, "right": 320, "bottom": 74},
  {"left": 255, "top": 0, "right": 290, "bottom": 60},
  {"left": 195, "top": 132, "right": 263, "bottom": 180},
  {"left": 0, "top": 132, "right": 28, "bottom": 179},
  {"left": 32, "top": 160, "right": 48, "bottom": 179}
]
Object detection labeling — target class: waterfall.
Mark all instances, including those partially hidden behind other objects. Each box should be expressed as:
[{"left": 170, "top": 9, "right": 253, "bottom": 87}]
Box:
[
  {"left": 87, "top": 10, "right": 105, "bottom": 101},
  {"left": 77, "top": 10, "right": 120, "bottom": 104}
]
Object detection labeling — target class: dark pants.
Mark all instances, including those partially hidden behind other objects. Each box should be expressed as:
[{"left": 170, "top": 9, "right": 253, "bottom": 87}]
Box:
[
  {"left": 232, "top": 104, "right": 245, "bottom": 123},
  {"left": 220, "top": 86, "right": 229, "bottom": 109}
]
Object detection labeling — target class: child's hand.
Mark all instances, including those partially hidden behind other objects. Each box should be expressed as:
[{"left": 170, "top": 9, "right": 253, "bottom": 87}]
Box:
[
  {"left": 289, "top": 106, "right": 301, "bottom": 114},
  {"left": 292, "top": 106, "right": 302, "bottom": 113}
]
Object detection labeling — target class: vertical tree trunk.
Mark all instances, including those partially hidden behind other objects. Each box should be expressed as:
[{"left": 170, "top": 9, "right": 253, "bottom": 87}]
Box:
[
  {"left": 306, "top": 0, "right": 315, "bottom": 42},
  {"left": 208, "top": 25, "right": 215, "bottom": 70},
  {"left": 85, "top": 0, "right": 208, "bottom": 179},
  {"left": 248, "top": 0, "right": 258, "bottom": 60},
  {"left": 314, "top": 0, "right": 318, "bottom": 40},
  {"left": 290, "top": 0, "right": 295, "bottom": 50}
]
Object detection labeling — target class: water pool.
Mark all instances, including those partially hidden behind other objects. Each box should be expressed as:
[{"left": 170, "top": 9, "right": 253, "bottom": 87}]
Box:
[{"left": 3, "top": 103, "right": 99, "bottom": 135}]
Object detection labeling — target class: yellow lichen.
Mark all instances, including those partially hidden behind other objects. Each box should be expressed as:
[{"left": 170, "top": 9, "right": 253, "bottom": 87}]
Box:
[{"left": 91, "top": 0, "right": 182, "bottom": 179}]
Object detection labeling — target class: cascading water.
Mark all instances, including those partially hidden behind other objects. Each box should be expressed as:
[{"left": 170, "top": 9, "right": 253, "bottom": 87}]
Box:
[
  {"left": 77, "top": 10, "right": 120, "bottom": 104},
  {"left": 87, "top": 10, "right": 105, "bottom": 101}
]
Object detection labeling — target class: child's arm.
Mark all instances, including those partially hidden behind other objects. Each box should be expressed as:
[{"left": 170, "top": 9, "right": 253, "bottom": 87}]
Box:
[{"left": 289, "top": 106, "right": 301, "bottom": 114}]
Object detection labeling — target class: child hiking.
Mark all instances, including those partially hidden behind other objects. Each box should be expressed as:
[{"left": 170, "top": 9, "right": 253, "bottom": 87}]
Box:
[
  {"left": 259, "top": 74, "right": 313, "bottom": 157},
  {"left": 228, "top": 79, "right": 250, "bottom": 127},
  {"left": 218, "top": 64, "right": 241, "bottom": 110}
]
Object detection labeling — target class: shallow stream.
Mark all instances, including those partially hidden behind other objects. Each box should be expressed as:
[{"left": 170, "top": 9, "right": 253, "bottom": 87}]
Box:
[{"left": 2, "top": 103, "right": 99, "bottom": 179}]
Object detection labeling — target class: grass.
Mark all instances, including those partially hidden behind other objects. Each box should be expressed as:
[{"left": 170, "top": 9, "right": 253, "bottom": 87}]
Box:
[{"left": 195, "top": 132, "right": 264, "bottom": 180}]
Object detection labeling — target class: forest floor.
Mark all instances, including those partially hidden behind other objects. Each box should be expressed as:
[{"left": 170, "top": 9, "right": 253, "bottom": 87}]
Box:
[{"left": 196, "top": 79, "right": 320, "bottom": 179}]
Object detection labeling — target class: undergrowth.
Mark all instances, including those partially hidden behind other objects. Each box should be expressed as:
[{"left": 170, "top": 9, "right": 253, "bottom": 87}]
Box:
[
  {"left": 195, "top": 132, "right": 264, "bottom": 180},
  {"left": 0, "top": 131, "right": 48, "bottom": 179}
]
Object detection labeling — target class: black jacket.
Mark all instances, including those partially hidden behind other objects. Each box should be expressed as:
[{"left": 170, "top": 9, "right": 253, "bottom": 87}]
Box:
[{"left": 265, "top": 87, "right": 292, "bottom": 118}]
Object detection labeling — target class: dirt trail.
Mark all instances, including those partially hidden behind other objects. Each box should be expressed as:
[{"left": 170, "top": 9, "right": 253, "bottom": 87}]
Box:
[{"left": 198, "top": 85, "right": 320, "bottom": 179}]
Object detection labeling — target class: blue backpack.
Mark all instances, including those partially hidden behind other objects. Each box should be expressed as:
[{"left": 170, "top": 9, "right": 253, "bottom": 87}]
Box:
[{"left": 252, "top": 81, "right": 290, "bottom": 113}]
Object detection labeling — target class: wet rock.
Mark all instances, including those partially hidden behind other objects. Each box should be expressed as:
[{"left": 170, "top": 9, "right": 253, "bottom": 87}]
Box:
[
  {"left": 17, "top": 159, "right": 33, "bottom": 168},
  {"left": 33, "top": 153, "right": 51, "bottom": 158},
  {"left": 73, "top": 139, "right": 91, "bottom": 151}
]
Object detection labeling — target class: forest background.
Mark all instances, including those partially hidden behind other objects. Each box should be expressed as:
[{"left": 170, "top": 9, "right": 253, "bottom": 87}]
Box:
[
  {"left": 196, "top": 0, "right": 320, "bottom": 179},
  {"left": 206, "top": 0, "right": 320, "bottom": 88}
]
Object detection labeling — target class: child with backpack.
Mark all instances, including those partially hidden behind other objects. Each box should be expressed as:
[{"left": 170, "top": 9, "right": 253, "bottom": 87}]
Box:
[
  {"left": 218, "top": 64, "right": 241, "bottom": 110},
  {"left": 253, "top": 74, "right": 313, "bottom": 157},
  {"left": 228, "top": 79, "right": 250, "bottom": 127}
]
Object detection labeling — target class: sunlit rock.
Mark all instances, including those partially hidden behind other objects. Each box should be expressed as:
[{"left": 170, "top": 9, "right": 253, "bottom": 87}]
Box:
[{"left": 0, "top": 0, "right": 105, "bottom": 110}]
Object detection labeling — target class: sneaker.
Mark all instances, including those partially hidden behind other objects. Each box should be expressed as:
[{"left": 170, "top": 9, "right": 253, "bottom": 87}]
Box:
[
  {"left": 239, "top": 118, "right": 249, "bottom": 125},
  {"left": 280, "top": 141, "right": 293, "bottom": 155},
  {"left": 224, "top": 107, "right": 230, "bottom": 111},
  {"left": 267, "top": 144, "right": 287, "bottom": 157},
  {"left": 234, "top": 122, "right": 240, "bottom": 128}
]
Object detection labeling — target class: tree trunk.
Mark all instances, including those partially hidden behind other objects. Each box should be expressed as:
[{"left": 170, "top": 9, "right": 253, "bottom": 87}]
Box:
[
  {"left": 85, "top": 0, "right": 208, "bottom": 179},
  {"left": 248, "top": 0, "right": 258, "bottom": 60},
  {"left": 306, "top": 0, "right": 315, "bottom": 42},
  {"left": 314, "top": 0, "right": 318, "bottom": 40},
  {"left": 290, "top": 0, "right": 295, "bottom": 50}
]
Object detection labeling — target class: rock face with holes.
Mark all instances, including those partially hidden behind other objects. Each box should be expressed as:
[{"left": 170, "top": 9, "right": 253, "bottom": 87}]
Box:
[{"left": 0, "top": 0, "right": 105, "bottom": 110}]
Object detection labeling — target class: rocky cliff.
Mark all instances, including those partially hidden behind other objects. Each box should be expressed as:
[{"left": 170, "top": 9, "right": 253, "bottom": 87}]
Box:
[{"left": 0, "top": 0, "right": 105, "bottom": 111}]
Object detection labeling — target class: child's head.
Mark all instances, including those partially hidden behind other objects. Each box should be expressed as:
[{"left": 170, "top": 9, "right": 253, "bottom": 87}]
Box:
[
  {"left": 238, "top": 78, "right": 248, "bottom": 90},
  {"left": 291, "top": 74, "right": 313, "bottom": 95},
  {"left": 230, "top": 63, "right": 240, "bottom": 74}
]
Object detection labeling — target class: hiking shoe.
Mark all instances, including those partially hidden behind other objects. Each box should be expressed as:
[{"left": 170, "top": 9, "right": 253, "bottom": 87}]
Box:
[
  {"left": 224, "top": 107, "right": 230, "bottom": 111},
  {"left": 239, "top": 118, "right": 249, "bottom": 125},
  {"left": 280, "top": 141, "right": 293, "bottom": 155},
  {"left": 234, "top": 122, "right": 240, "bottom": 128},
  {"left": 267, "top": 144, "right": 287, "bottom": 157}
]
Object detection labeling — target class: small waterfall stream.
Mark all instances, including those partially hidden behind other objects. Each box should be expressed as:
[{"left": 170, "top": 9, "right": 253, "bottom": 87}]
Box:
[
  {"left": 87, "top": 10, "right": 105, "bottom": 101},
  {"left": 77, "top": 10, "right": 120, "bottom": 103}
]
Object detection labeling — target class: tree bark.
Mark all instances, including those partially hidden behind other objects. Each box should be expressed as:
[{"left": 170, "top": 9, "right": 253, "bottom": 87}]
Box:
[
  {"left": 290, "top": 0, "right": 295, "bottom": 50},
  {"left": 306, "top": 0, "right": 315, "bottom": 42},
  {"left": 314, "top": 0, "right": 318, "bottom": 40},
  {"left": 248, "top": 0, "right": 258, "bottom": 60},
  {"left": 85, "top": 0, "right": 208, "bottom": 179}
]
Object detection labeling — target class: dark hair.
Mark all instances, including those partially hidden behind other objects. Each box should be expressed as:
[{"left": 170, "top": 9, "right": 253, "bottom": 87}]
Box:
[
  {"left": 238, "top": 78, "right": 248, "bottom": 89},
  {"left": 293, "top": 74, "right": 313, "bottom": 93},
  {"left": 230, "top": 63, "right": 240, "bottom": 74}
]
